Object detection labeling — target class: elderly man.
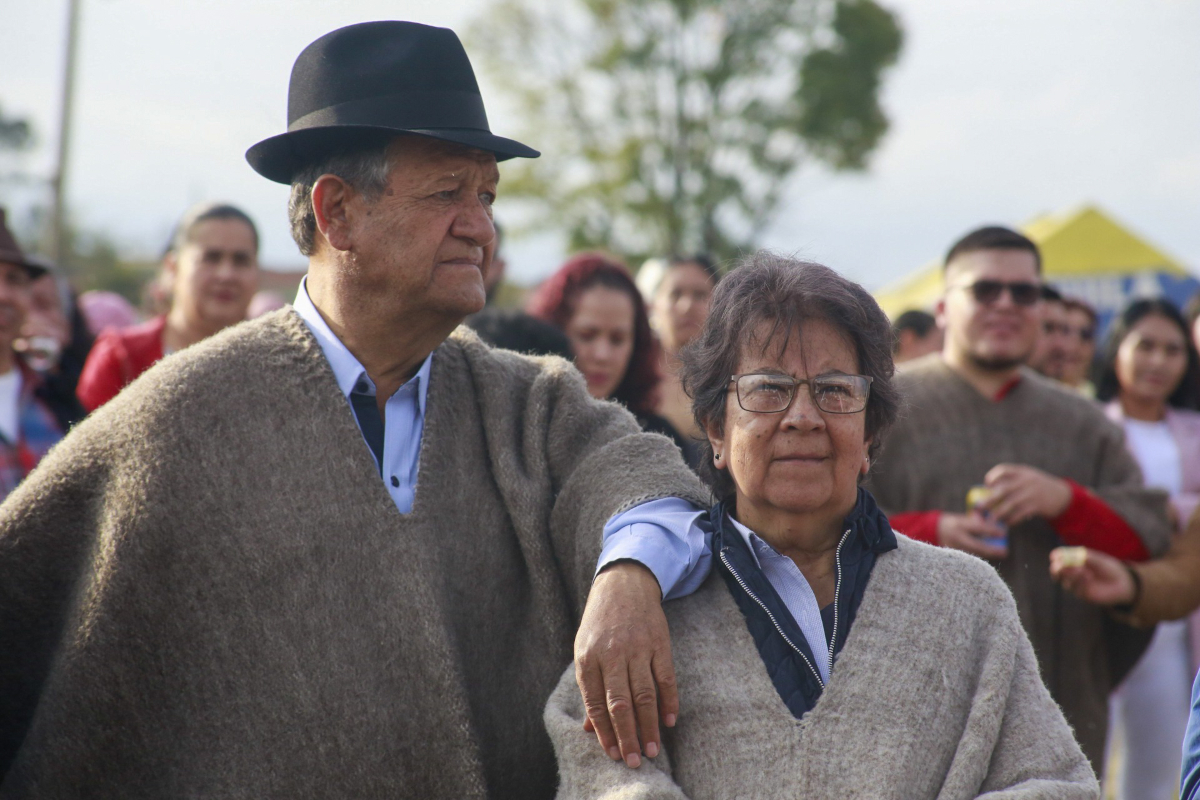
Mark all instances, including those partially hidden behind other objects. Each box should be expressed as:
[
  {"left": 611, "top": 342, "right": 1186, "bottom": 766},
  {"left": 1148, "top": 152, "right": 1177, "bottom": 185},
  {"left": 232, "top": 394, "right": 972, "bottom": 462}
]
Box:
[
  {"left": 0, "top": 23, "right": 709, "bottom": 797},
  {"left": 865, "top": 225, "right": 1170, "bottom": 773}
]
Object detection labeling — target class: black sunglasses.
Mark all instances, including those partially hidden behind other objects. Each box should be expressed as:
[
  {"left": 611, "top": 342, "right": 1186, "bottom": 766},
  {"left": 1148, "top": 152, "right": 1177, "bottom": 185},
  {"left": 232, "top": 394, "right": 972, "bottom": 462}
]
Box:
[{"left": 949, "top": 280, "right": 1042, "bottom": 307}]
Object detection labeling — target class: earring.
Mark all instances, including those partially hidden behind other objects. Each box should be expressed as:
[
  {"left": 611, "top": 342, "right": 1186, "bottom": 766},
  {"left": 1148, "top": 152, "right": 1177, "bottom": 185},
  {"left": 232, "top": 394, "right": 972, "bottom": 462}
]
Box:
[{"left": 715, "top": 453, "right": 721, "bottom": 461}]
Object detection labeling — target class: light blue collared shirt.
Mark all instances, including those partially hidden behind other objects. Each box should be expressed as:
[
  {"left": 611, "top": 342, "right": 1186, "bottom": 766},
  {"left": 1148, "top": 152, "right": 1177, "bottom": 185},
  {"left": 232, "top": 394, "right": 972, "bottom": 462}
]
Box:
[
  {"left": 292, "top": 279, "right": 712, "bottom": 595},
  {"left": 294, "top": 279, "right": 430, "bottom": 514},
  {"left": 728, "top": 515, "right": 831, "bottom": 683}
]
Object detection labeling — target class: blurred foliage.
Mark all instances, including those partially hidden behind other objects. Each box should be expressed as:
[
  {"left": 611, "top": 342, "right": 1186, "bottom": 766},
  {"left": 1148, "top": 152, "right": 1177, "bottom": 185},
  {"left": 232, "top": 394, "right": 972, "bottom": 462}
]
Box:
[
  {"left": 469, "top": 0, "right": 902, "bottom": 265},
  {"left": 16, "top": 205, "right": 158, "bottom": 307}
]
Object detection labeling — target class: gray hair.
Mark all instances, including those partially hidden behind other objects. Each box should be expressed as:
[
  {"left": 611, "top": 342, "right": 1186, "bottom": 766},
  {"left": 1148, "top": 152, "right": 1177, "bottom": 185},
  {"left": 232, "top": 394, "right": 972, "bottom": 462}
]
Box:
[
  {"left": 678, "top": 251, "right": 900, "bottom": 502},
  {"left": 287, "top": 140, "right": 395, "bottom": 256},
  {"left": 166, "top": 202, "right": 259, "bottom": 258}
]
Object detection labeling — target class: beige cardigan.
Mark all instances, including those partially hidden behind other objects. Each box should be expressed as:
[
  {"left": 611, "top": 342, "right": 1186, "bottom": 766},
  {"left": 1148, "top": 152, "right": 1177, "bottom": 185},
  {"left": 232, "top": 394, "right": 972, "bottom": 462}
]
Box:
[{"left": 547, "top": 536, "right": 1098, "bottom": 800}]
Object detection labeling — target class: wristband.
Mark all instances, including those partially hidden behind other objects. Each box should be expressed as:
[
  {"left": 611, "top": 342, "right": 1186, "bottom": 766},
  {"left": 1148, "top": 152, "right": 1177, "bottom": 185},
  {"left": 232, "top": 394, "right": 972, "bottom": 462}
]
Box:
[{"left": 1110, "top": 562, "right": 1142, "bottom": 614}]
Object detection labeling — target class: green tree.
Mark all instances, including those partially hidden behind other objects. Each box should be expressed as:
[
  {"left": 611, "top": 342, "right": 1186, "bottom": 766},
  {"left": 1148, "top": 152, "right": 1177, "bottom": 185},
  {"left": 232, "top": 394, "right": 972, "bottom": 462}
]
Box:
[{"left": 469, "top": 0, "right": 902, "bottom": 264}]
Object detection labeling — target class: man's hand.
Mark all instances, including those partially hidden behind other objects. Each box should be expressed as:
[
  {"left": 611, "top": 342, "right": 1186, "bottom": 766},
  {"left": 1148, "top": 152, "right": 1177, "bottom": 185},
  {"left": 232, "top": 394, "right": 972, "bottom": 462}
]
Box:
[
  {"left": 1049, "top": 546, "right": 1138, "bottom": 607},
  {"left": 982, "top": 463, "right": 1072, "bottom": 526},
  {"left": 574, "top": 562, "right": 677, "bottom": 769},
  {"left": 937, "top": 512, "right": 1008, "bottom": 560}
]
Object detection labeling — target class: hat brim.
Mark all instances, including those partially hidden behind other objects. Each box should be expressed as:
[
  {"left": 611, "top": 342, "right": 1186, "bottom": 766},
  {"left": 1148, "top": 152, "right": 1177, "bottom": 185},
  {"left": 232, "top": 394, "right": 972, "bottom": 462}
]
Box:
[
  {"left": 0, "top": 250, "right": 48, "bottom": 280},
  {"left": 245, "top": 125, "right": 540, "bottom": 184}
]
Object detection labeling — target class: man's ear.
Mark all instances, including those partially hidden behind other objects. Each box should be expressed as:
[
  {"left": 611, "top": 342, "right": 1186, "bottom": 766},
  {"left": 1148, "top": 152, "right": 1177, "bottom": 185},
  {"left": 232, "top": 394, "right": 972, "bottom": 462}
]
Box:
[
  {"left": 312, "top": 174, "right": 355, "bottom": 253},
  {"left": 934, "top": 296, "right": 947, "bottom": 331}
]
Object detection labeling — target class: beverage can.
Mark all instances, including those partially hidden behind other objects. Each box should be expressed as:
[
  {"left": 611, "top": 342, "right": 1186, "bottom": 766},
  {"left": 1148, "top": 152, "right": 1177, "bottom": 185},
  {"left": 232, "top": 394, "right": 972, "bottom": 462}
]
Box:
[{"left": 966, "top": 484, "right": 1008, "bottom": 548}]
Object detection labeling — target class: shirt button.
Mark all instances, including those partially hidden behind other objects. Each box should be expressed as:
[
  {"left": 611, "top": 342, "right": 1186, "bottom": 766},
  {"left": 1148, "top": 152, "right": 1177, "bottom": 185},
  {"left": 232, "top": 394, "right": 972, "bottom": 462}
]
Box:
[{"left": 391, "top": 476, "right": 400, "bottom": 488}]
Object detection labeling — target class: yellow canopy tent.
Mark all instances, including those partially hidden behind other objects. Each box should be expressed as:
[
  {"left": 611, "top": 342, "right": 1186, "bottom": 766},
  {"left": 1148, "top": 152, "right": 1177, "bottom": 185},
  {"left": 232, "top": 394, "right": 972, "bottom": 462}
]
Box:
[{"left": 873, "top": 205, "right": 1199, "bottom": 330}]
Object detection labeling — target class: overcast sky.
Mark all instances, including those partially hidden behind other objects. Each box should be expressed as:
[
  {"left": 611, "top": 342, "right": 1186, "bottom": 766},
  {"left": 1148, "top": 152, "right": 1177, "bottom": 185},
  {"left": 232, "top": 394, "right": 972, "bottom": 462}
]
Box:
[{"left": 2, "top": 0, "right": 1197, "bottom": 291}]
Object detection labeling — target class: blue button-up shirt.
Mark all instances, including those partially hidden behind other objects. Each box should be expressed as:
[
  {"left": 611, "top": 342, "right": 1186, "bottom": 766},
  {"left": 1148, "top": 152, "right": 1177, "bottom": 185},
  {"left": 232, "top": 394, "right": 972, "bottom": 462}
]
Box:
[
  {"left": 728, "top": 515, "right": 832, "bottom": 683},
  {"left": 292, "top": 279, "right": 711, "bottom": 595}
]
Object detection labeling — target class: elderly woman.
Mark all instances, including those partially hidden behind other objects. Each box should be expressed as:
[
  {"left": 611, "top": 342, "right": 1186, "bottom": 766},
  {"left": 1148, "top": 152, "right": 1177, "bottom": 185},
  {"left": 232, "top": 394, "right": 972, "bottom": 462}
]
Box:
[{"left": 546, "top": 253, "right": 1096, "bottom": 799}]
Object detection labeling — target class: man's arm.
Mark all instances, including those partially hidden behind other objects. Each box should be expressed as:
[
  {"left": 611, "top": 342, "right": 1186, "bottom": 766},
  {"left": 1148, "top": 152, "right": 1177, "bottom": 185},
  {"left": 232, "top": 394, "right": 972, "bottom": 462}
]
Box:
[{"left": 576, "top": 499, "right": 711, "bottom": 767}]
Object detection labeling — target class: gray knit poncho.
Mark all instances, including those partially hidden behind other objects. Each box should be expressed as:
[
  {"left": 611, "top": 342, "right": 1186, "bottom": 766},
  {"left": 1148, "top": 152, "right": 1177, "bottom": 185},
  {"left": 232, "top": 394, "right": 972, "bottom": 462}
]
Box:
[
  {"left": 546, "top": 536, "right": 1099, "bottom": 799},
  {"left": 0, "top": 310, "right": 708, "bottom": 798}
]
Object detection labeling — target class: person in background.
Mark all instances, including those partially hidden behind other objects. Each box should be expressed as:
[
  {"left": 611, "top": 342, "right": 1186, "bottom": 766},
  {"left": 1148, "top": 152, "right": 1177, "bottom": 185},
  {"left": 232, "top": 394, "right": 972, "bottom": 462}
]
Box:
[
  {"left": 864, "top": 224, "right": 1170, "bottom": 773},
  {"left": 465, "top": 307, "right": 574, "bottom": 360},
  {"left": 1045, "top": 298, "right": 1200, "bottom": 798},
  {"left": 1027, "top": 284, "right": 1072, "bottom": 381},
  {"left": 528, "top": 252, "right": 692, "bottom": 454},
  {"left": 0, "top": 210, "right": 84, "bottom": 501},
  {"left": 1060, "top": 296, "right": 1098, "bottom": 395},
  {"left": 14, "top": 260, "right": 93, "bottom": 419},
  {"left": 890, "top": 308, "right": 942, "bottom": 363},
  {"left": 636, "top": 255, "right": 719, "bottom": 464},
  {"left": 75, "top": 202, "right": 260, "bottom": 411}
]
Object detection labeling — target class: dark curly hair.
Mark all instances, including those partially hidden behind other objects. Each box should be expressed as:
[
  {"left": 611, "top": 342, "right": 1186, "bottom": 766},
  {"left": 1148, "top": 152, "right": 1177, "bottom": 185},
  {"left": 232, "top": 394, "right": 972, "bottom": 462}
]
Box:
[
  {"left": 679, "top": 252, "right": 901, "bottom": 502},
  {"left": 526, "top": 252, "right": 662, "bottom": 415},
  {"left": 1094, "top": 298, "right": 1200, "bottom": 411}
]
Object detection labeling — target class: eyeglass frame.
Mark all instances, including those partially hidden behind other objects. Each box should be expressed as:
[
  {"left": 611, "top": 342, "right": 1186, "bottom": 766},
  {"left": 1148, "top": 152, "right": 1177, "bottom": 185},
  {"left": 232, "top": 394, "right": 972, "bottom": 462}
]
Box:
[
  {"left": 945, "top": 279, "right": 1042, "bottom": 307},
  {"left": 728, "top": 372, "right": 874, "bottom": 415}
]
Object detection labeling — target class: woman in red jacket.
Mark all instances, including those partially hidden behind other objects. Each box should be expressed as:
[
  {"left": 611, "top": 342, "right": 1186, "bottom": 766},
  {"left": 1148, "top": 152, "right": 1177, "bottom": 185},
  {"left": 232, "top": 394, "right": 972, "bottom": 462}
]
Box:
[{"left": 77, "top": 203, "right": 260, "bottom": 411}]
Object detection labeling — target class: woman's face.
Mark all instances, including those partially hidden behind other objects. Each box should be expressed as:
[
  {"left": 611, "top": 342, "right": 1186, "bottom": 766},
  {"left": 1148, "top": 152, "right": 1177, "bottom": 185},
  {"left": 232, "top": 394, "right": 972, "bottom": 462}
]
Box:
[
  {"left": 707, "top": 318, "right": 870, "bottom": 534},
  {"left": 1115, "top": 313, "right": 1188, "bottom": 406},
  {"left": 565, "top": 285, "right": 636, "bottom": 400},
  {"left": 169, "top": 218, "right": 259, "bottom": 329},
  {"left": 651, "top": 262, "right": 714, "bottom": 352}
]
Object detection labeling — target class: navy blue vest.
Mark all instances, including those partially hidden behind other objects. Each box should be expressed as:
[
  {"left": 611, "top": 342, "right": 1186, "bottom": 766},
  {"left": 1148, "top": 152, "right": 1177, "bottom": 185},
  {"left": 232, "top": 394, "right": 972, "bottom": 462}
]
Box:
[{"left": 713, "top": 488, "right": 897, "bottom": 719}]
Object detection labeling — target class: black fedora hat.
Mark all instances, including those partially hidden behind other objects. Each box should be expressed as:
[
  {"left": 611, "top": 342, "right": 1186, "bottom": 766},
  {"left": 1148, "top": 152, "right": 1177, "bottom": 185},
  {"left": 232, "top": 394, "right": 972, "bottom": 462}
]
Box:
[{"left": 246, "top": 21, "right": 539, "bottom": 184}]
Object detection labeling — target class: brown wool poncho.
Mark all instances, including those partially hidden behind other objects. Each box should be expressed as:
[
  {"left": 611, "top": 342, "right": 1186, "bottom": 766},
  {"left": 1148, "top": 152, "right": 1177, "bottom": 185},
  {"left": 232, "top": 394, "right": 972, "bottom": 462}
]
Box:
[{"left": 0, "top": 310, "right": 708, "bottom": 798}]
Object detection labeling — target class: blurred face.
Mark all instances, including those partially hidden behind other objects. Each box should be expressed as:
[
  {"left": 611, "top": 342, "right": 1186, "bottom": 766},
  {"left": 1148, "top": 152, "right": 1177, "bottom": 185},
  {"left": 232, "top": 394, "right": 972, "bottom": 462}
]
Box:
[
  {"left": 0, "top": 262, "right": 31, "bottom": 350},
  {"left": 1115, "top": 313, "right": 1188, "bottom": 406},
  {"left": 1192, "top": 315, "right": 1200, "bottom": 357},
  {"left": 1028, "top": 300, "right": 1071, "bottom": 379},
  {"left": 652, "top": 262, "right": 714, "bottom": 352},
  {"left": 24, "top": 274, "right": 69, "bottom": 346},
  {"left": 565, "top": 285, "right": 636, "bottom": 400},
  {"left": 707, "top": 318, "right": 871, "bottom": 535},
  {"left": 1061, "top": 306, "right": 1096, "bottom": 386},
  {"left": 169, "top": 218, "right": 258, "bottom": 330},
  {"left": 938, "top": 249, "right": 1041, "bottom": 372},
  {"left": 343, "top": 138, "right": 498, "bottom": 324}
]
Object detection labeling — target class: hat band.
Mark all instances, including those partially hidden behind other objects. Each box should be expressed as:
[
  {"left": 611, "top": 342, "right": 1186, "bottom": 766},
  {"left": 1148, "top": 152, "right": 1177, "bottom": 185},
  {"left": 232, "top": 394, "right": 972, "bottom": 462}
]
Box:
[{"left": 288, "top": 90, "right": 491, "bottom": 134}]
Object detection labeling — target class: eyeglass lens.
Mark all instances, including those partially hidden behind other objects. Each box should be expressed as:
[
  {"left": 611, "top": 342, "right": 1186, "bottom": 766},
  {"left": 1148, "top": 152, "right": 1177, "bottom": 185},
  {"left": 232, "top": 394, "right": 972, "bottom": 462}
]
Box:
[
  {"left": 969, "top": 280, "right": 1041, "bottom": 306},
  {"left": 736, "top": 374, "right": 870, "bottom": 414}
]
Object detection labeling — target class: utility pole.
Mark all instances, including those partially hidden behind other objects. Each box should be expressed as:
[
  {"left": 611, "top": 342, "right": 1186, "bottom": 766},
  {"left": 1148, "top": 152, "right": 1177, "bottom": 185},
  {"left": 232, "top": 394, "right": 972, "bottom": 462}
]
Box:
[{"left": 46, "top": 0, "right": 81, "bottom": 265}]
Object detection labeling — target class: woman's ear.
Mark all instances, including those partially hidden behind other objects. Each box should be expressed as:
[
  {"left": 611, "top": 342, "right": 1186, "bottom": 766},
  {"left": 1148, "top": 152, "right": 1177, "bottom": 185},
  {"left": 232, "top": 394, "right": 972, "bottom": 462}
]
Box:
[
  {"left": 706, "top": 420, "right": 726, "bottom": 471},
  {"left": 860, "top": 437, "right": 874, "bottom": 476}
]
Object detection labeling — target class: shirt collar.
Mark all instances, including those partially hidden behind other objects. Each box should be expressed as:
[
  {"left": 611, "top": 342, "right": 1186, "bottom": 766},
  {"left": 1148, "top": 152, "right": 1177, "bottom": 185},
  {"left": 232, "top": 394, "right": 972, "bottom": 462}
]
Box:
[
  {"left": 726, "top": 514, "right": 769, "bottom": 570},
  {"left": 293, "top": 276, "right": 431, "bottom": 415}
]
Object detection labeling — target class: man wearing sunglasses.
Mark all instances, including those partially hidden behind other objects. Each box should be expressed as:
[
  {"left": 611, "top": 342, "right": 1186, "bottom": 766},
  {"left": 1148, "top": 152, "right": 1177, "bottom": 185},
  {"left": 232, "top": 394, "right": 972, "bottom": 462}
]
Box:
[{"left": 865, "top": 224, "right": 1170, "bottom": 774}]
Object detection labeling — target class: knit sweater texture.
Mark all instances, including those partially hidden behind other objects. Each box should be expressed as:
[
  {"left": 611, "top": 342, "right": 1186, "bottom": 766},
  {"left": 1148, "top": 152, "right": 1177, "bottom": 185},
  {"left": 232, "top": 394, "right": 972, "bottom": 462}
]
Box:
[
  {"left": 0, "top": 309, "right": 709, "bottom": 798},
  {"left": 546, "top": 536, "right": 1098, "bottom": 799},
  {"left": 863, "top": 356, "right": 1171, "bottom": 773}
]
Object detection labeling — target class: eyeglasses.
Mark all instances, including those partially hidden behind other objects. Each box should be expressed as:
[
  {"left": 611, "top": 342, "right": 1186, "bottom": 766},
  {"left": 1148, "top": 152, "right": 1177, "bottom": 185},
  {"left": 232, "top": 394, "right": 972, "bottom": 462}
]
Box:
[
  {"left": 1066, "top": 325, "right": 1094, "bottom": 342},
  {"left": 948, "top": 280, "right": 1042, "bottom": 307},
  {"left": 729, "top": 372, "right": 873, "bottom": 414}
]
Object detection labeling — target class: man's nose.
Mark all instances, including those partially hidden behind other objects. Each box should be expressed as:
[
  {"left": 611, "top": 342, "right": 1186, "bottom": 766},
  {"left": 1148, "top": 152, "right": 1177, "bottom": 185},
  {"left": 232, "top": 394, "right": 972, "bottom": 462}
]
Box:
[{"left": 452, "top": 197, "right": 495, "bottom": 247}]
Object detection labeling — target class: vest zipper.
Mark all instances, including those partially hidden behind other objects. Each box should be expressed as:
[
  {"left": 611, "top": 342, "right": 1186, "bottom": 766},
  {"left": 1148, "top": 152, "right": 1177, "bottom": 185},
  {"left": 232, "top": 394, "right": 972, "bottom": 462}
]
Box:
[
  {"left": 827, "top": 528, "right": 852, "bottom": 679},
  {"left": 719, "top": 549, "right": 825, "bottom": 690}
]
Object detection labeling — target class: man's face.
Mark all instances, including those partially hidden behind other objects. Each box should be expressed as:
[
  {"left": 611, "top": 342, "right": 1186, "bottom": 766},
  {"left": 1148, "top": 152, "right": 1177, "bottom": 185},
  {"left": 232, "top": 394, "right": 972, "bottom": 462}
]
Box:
[
  {"left": 938, "top": 249, "right": 1041, "bottom": 372},
  {"left": 344, "top": 137, "right": 499, "bottom": 324},
  {"left": 0, "top": 262, "right": 32, "bottom": 351},
  {"left": 1028, "top": 300, "right": 1071, "bottom": 380}
]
